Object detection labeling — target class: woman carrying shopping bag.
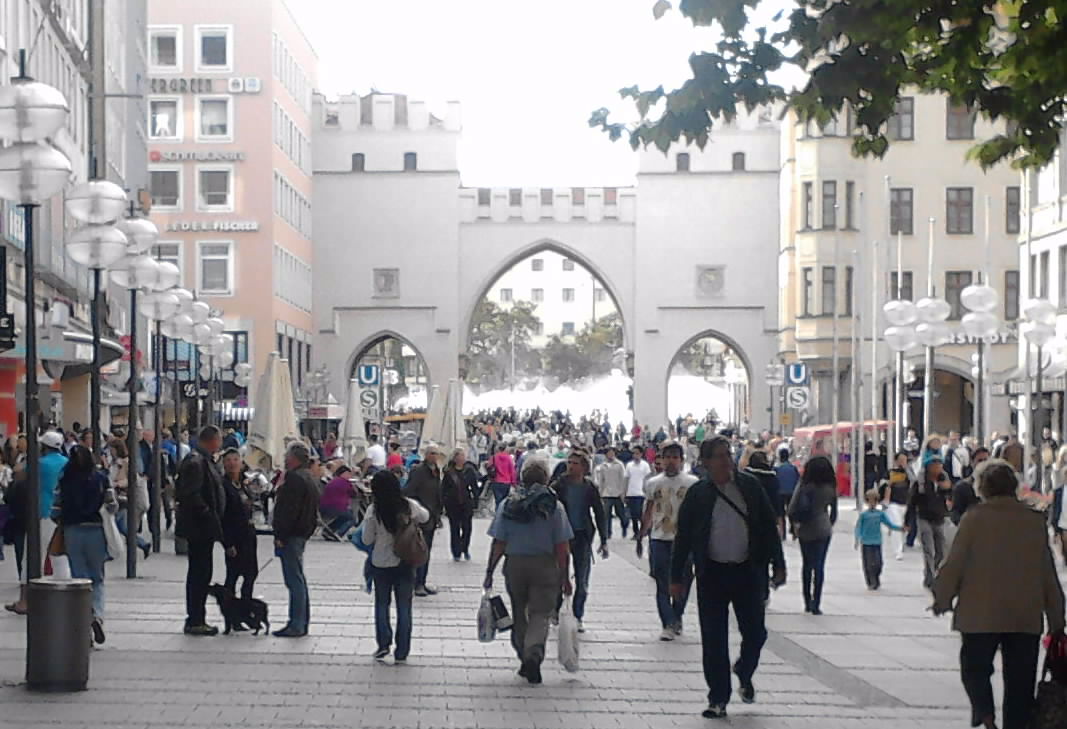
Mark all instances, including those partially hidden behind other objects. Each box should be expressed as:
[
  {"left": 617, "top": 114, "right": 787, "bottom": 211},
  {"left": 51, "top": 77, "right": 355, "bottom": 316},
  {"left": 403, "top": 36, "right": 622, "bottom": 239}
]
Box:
[{"left": 484, "top": 458, "right": 573, "bottom": 685}]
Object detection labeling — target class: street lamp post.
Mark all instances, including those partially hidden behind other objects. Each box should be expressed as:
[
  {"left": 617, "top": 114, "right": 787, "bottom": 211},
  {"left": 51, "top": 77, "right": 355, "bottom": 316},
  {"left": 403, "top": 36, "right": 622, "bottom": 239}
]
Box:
[
  {"left": 1021, "top": 298, "right": 1056, "bottom": 493},
  {"left": 0, "top": 54, "right": 73, "bottom": 591},
  {"left": 914, "top": 218, "right": 952, "bottom": 439},
  {"left": 65, "top": 180, "right": 129, "bottom": 458}
]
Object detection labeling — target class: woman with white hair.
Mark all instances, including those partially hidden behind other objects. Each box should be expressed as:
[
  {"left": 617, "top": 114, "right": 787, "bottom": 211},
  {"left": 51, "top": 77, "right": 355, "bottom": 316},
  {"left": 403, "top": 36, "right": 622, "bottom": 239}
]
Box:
[
  {"left": 933, "top": 459, "right": 1065, "bottom": 729},
  {"left": 443, "top": 448, "right": 480, "bottom": 562}
]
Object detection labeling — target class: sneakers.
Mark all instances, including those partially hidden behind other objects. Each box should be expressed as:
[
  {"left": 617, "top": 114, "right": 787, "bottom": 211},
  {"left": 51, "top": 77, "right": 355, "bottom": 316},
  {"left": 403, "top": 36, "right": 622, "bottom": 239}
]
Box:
[
  {"left": 91, "top": 618, "right": 106, "bottom": 645},
  {"left": 272, "top": 626, "right": 307, "bottom": 637},
  {"left": 702, "top": 703, "right": 727, "bottom": 719},
  {"left": 672, "top": 620, "right": 683, "bottom": 636},
  {"left": 576, "top": 620, "right": 585, "bottom": 634},
  {"left": 141, "top": 543, "right": 151, "bottom": 560},
  {"left": 414, "top": 585, "right": 438, "bottom": 597},
  {"left": 734, "top": 662, "right": 755, "bottom": 704},
  {"left": 183, "top": 623, "right": 219, "bottom": 636},
  {"left": 373, "top": 647, "right": 390, "bottom": 662},
  {"left": 659, "top": 627, "right": 675, "bottom": 642},
  {"left": 393, "top": 657, "right": 407, "bottom": 665},
  {"left": 464, "top": 552, "right": 471, "bottom": 561}
]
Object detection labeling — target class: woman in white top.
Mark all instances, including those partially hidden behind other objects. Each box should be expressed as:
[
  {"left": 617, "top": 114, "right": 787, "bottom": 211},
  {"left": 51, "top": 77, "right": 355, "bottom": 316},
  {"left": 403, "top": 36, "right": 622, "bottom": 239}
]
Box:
[
  {"left": 362, "top": 470, "right": 429, "bottom": 664},
  {"left": 1050, "top": 445, "right": 1067, "bottom": 564}
]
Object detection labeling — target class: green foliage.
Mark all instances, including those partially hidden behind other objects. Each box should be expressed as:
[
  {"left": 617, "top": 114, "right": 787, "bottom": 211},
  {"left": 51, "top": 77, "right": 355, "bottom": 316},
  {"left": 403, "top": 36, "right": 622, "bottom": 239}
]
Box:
[
  {"left": 466, "top": 300, "right": 543, "bottom": 387},
  {"left": 590, "top": 0, "right": 1067, "bottom": 169}
]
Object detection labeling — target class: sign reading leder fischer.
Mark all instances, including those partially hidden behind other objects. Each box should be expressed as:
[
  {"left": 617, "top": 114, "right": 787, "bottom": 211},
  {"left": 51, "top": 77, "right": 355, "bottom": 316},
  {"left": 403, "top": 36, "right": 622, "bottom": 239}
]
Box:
[{"left": 164, "top": 221, "right": 259, "bottom": 232}]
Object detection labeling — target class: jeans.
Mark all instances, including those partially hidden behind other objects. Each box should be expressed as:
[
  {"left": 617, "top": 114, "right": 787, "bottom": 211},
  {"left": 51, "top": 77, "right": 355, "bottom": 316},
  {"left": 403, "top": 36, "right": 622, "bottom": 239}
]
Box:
[
  {"left": 905, "top": 510, "right": 918, "bottom": 547},
  {"left": 185, "top": 539, "right": 214, "bottom": 627},
  {"left": 279, "top": 536, "right": 309, "bottom": 632},
  {"left": 372, "top": 564, "right": 415, "bottom": 660},
  {"left": 960, "top": 632, "right": 1040, "bottom": 729},
  {"left": 651, "top": 539, "right": 692, "bottom": 629},
  {"left": 696, "top": 561, "right": 768, "bottom": 706},
  {"left": 447, "top": 508, "right": 473, "bottom": 558},
  {"left": 65, "top": 524, "right": 108, "bottom": 619},
  {"left": 799, "top": 536, "right": 831, "bottom": 611},
  {"left": 917, "top": 518, "right": 946, "bottom": 589},
  {"left": 569, "top": 531, "right": 593, "bottom": 621},
  {"left": 861, "top": 544, "right": 883, "bottom": 589},
  {"left": 415, "top": 526, "right": 435, "bottom": 588},
  {"left": 116, "top": 510, "right": 150, "bottom": 552},
  {"left": 504, "top": 554, "right": 560, "bottom": 666},
  {"left": 224, "top": 530, "right": 258, "bottom": 600},
  {"left": 626, "top": 496, "right": 645, "bottom": 535},
  {"left": 491, "top": 482, "right": 511, "bottom": 507},
  {"left": 603, "top": 497, "right": 628, "bottom": 538}
]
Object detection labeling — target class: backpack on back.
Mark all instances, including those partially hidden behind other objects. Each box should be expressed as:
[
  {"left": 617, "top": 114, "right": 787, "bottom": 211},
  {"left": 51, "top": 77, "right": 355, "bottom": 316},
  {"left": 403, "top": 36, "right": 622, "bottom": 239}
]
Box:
[{"left": 393, "top": 511, "right": 429, "bottom": 567}]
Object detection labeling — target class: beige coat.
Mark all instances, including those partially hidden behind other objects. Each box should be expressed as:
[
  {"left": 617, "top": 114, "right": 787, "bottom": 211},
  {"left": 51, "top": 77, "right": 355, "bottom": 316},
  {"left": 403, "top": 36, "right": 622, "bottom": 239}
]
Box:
[{"left": 933, "top": 496, "right": 1065, "bottom": 635}]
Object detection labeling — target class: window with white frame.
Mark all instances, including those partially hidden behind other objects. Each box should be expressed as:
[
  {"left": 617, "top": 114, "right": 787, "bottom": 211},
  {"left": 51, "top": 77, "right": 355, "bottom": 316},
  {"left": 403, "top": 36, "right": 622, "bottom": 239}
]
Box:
[
  {"left": 152, "top": 243, "right": 183, "bottom": 284},
  {"left": 198, "top": 241, "right": 233, "bottom": 295},
  {"left": 197, "top": 166, "right": 233, "bottom": 211},
  {"left": 149, "top": 98, "right": 181, "bottom": 140},
  {"left": 197, "top": 96, "right": 232, "bottom": 141},
  {"left": 149, "top": 168, "right": 181, "bottom": 210},
  {"left": 148, "top": 26, "right": 181, "bottom": 72},
  {"left": 195, "top": 25, "right": 232, "bottom": 72}
]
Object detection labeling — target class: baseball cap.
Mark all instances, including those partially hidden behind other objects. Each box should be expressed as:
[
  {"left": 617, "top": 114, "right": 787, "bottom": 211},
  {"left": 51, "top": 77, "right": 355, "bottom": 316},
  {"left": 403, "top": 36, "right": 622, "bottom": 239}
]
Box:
[{"left": 40, "top": 431, "right": 64, "bottom": 450}]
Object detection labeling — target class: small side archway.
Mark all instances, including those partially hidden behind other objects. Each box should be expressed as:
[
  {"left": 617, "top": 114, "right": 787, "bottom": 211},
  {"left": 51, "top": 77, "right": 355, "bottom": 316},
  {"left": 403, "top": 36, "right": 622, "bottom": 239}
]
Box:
[
  {"left": 664, "top": 330, "right": 754, "bottom": 427},
  {"left": 345, "top": 330, "right": 433, "bottom": 414}
]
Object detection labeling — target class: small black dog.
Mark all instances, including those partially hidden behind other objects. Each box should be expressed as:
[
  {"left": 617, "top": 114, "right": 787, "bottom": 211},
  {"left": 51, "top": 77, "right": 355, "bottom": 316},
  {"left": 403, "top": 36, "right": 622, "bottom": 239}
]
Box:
[{"left": 207, "top": 584, "right": 270, "bottom": 635}]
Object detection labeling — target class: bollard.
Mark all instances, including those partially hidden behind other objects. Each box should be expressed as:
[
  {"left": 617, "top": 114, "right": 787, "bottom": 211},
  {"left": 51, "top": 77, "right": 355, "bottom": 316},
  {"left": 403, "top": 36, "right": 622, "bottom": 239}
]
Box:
[{"left": 25, "top": 577, "right": 93, "bottom": 692}]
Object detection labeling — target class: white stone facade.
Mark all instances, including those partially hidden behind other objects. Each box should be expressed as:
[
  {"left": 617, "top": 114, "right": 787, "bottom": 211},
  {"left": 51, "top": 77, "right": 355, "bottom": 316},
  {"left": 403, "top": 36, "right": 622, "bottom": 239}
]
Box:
[{"left": 312, "top": 94, "right": 780, "bottom": 428}]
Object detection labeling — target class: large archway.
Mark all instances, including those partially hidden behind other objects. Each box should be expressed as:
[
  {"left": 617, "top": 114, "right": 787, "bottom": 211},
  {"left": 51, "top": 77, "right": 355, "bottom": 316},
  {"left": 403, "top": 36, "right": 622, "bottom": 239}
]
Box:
[
  {"left": 347, "top": 331, "right": 431, "bottom": 415},
  {"left": 665, "top": 331, "right": 753, "bottom": 433},
  {"left": 462, "top": 245, "right": 631, "bottom": 418}
]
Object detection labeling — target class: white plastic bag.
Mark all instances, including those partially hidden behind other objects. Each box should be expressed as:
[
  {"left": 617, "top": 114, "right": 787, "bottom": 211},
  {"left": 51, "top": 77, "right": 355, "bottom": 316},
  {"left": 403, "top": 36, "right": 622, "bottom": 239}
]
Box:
[
  {"left": 477, "top": 591, "right": 497, "bottom": 643},
  {"left": 557, "top": 597, "right": 580, "bottom": 672},
  {"left": 100, "top": 504, "right": 125, "bottom": 562}
]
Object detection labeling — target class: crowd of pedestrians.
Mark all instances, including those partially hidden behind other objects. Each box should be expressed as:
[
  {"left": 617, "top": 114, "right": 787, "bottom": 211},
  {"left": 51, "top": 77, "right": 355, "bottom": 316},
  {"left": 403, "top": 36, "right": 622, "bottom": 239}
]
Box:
[{"left": 2, "top": 409, "right": 1067, "bottom": 727}]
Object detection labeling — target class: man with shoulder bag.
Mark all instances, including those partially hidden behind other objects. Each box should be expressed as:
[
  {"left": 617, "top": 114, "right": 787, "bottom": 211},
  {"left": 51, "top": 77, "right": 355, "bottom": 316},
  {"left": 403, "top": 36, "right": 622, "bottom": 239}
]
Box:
[{"left": 176, "top": 426, "right": 225, "bottom": 636}]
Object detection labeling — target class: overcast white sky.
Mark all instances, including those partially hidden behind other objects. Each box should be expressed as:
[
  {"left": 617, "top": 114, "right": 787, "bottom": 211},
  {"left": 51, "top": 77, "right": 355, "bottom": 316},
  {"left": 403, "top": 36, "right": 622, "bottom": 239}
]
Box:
[{"left": 290, "top": 0, "right": 727, "bottom": 186}]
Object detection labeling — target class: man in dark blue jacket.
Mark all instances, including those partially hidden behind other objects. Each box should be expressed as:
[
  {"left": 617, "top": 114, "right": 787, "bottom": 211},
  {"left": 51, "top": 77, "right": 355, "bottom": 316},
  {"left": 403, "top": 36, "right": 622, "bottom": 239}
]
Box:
[{"left": 671, "top": 436, "right": 786, "bottom": 719}]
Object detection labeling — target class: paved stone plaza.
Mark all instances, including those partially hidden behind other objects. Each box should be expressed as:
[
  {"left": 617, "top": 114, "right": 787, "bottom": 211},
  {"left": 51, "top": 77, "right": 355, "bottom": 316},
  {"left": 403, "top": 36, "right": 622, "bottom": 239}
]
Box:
[{"left": 0, "top": 504, "right": 1019, "bottom": 728}]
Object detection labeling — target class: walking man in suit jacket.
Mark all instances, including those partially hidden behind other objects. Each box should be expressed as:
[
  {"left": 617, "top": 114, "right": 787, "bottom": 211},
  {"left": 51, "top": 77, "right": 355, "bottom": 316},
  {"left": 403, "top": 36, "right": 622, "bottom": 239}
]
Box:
[{"left": 672, "top": 436, "right": 786, "bottom": 719}]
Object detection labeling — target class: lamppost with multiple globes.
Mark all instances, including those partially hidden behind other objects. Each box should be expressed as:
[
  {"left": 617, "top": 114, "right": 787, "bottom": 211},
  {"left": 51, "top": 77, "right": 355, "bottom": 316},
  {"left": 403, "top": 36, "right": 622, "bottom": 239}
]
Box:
[
  {"left": 1021, "top": 298, "right": 1057, "bottom": 493},
  {"left": 0, "top": 52, "right": 73, "bottom": 585},
  {"left": 65, "top": 180, "right": 128, "bottom": 458}
]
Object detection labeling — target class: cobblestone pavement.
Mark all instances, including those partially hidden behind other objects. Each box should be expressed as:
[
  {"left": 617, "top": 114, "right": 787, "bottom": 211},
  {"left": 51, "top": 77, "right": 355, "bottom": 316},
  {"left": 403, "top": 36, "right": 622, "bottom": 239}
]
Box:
[{"left": 0, "top": 503, "right": 1023, "bottom": 728}]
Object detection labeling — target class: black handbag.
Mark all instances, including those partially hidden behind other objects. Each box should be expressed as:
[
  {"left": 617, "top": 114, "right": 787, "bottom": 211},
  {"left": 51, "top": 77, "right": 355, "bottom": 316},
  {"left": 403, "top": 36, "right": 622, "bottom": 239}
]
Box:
[
  {"left": 489, "top": 594, "right": 512, "bottom": 632},
  {"left": 1033, "top": 633, "right": 1067, "bottom": 729}
]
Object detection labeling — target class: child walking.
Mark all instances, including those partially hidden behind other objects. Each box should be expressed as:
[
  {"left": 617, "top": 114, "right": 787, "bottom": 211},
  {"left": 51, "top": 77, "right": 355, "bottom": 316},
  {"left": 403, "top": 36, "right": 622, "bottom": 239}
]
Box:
[{"left": 854, "top": 489, "right": 902, "bottom": 590}]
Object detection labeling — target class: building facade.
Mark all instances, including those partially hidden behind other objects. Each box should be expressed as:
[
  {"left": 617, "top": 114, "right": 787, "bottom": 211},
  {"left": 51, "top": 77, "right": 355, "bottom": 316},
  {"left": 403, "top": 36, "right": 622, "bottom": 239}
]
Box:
[
  {"left": 312, "top": 93, "right": 781, "bottom": 428},
  {"left": 145, "top": 0, "right": 316, "bottom": 418},
  {"left": 0, "top": 0, "right": 147, "bottom": 436},
  {"left": 779, "top": 94, "right": 1021, "bottom": 437},
  {"left": 1022, "top": 135, "right": 1067, "bottom": 444}
]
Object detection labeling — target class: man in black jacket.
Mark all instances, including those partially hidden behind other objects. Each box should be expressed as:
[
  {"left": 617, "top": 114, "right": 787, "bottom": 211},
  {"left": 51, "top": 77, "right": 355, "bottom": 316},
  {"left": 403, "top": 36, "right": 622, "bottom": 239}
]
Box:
[
  {"left": 272, "top": 441, "right": 320, "bottom": 637},
  {"left": 176, "top": 425, "right": 225, "bottom": 636},
  {"left": 551, "top": 450, "right": 608, "bottom": 632},
  {"left": 671, "top": 436, "right": 786, "bottom": 719},
  {"left": 405, "top": 444, "right": 445, "bottom": 596},
  {"left": 950, "top": 447, "right": 989, "bottom": 526}
]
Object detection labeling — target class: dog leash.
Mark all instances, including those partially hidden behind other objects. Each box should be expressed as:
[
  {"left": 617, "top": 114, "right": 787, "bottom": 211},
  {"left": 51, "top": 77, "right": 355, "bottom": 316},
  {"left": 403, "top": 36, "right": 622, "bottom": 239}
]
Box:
[{"left": 255, "top": 555, "right": 275, "bottom": 577}]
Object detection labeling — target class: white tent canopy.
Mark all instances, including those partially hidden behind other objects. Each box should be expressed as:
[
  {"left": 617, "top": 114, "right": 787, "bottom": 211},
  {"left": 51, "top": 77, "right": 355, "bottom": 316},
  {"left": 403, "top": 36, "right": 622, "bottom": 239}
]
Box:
[{"left": 246, "top": 352, "right": 301, "bottom": 472}]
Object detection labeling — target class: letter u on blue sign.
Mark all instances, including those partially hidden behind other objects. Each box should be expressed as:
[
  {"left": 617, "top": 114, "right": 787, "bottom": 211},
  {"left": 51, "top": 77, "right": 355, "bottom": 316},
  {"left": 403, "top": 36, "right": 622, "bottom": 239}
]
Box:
[
  {"left": 786, "top": 363, "right": 809, "bottom": 386},
  {"left": 358, "top": 365, "right": 380, "bottom": 386}
]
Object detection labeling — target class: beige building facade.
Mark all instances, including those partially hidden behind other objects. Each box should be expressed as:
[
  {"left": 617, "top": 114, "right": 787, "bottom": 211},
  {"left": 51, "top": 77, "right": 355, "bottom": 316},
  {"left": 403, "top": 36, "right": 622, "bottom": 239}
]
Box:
[
  {"left": 779, "top": 93, "right": 1021, "bottom": 438},
  {"left": 146, "top": 0, "right": 316, "bottom": 419}
]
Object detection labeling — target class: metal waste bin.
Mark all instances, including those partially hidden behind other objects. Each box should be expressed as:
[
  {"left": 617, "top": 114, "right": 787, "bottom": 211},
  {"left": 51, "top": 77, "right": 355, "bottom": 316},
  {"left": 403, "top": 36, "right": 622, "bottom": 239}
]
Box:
[{"left": 26, "top": 577, "right": 93, "bottom": 692}]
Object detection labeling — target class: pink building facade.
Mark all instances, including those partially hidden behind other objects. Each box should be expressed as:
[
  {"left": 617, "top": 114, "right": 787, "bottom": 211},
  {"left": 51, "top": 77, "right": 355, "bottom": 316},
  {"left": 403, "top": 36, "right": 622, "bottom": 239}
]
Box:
[{"left": 146, "top": 0, "right": 315, "bottom": 420}]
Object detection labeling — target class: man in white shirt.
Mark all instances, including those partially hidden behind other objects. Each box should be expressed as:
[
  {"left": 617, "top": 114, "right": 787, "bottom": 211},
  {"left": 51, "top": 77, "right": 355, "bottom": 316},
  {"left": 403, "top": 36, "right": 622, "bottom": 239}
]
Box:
[
  {"left": 367, "top": 435, "right": 387, "bottom": 469},
  {"left": 637, "top": 442, "right": 697, "bottom": 640},
  {"left": 624, "top": 446, "right": 651, "bottom": 538},
  {"left": 595, "top": 447, "right": 628, "bottom": 539}
]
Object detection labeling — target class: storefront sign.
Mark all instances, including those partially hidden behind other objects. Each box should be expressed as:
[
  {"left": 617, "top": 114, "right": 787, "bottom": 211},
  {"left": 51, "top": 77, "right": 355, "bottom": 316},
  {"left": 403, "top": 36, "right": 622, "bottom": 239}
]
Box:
[
  {"left": 947, "top": 328, "right": 1017, "bottom": 345},
  {"left": 164, "top": 221, "right": 259, "bottom": 233},
  {"left": 150, "top": 150, "right": 246, "bottom": 162},
  {"left": 2, "top": 202, "right": 25, "bottom": 249},
  {"left": 149, "top": 78, "right": 215, "bottom": 94}
]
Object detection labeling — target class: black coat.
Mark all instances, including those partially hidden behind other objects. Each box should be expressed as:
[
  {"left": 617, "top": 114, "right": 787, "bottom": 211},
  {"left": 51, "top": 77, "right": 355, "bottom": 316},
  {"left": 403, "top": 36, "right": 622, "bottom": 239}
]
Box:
[
  {"left": 671, "top": 471, "right": 786, "bottom": 583},
  {"left": 743, "top": 466, "right": 782, "bottom": 517},
  {"left": 443, "top": 463, "right": 480, "bottom": 516},
  {"left": 175, "top": 446, "right": 225, "bottom": 544},
  {"left": 405, "top": 463, "right": 444, "bottom": 525},
  {"left": 222, "top": 475, "right": 256, "bottom": 549},
  {"left": 272, "top": 467, "right": 320, "bottom": 541}
]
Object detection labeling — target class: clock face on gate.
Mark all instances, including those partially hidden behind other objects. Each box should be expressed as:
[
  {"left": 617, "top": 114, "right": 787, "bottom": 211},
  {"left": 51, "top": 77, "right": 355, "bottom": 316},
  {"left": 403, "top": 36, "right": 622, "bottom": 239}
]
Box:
[{"left": 696, "top": 266, "right": 725, "bottom": 296}]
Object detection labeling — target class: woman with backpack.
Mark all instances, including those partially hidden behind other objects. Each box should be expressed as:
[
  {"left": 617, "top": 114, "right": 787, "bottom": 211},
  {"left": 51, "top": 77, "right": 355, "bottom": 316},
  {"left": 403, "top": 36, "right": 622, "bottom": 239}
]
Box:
[
  {"left": 362, "top": 470, "right": 430, "bottom": 664},
  {"left": 789, "top": 456, "right": 838, "bottom": 615},
  {"left": 54, "top": 445, "right": 116, "bottom": 644}
]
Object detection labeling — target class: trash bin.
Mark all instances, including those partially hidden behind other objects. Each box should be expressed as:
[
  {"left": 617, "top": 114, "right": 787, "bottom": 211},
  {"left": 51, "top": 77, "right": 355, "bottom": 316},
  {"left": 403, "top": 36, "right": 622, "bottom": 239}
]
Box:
[{"left": 26, "top": 577, "right": 93, "bottom": 692}]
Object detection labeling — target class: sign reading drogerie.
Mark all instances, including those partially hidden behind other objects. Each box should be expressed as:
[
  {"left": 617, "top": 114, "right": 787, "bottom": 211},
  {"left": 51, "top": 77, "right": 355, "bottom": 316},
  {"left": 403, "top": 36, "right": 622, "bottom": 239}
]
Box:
[{"left": 150, "top": 78, "right": 215, "bottom": 94}]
